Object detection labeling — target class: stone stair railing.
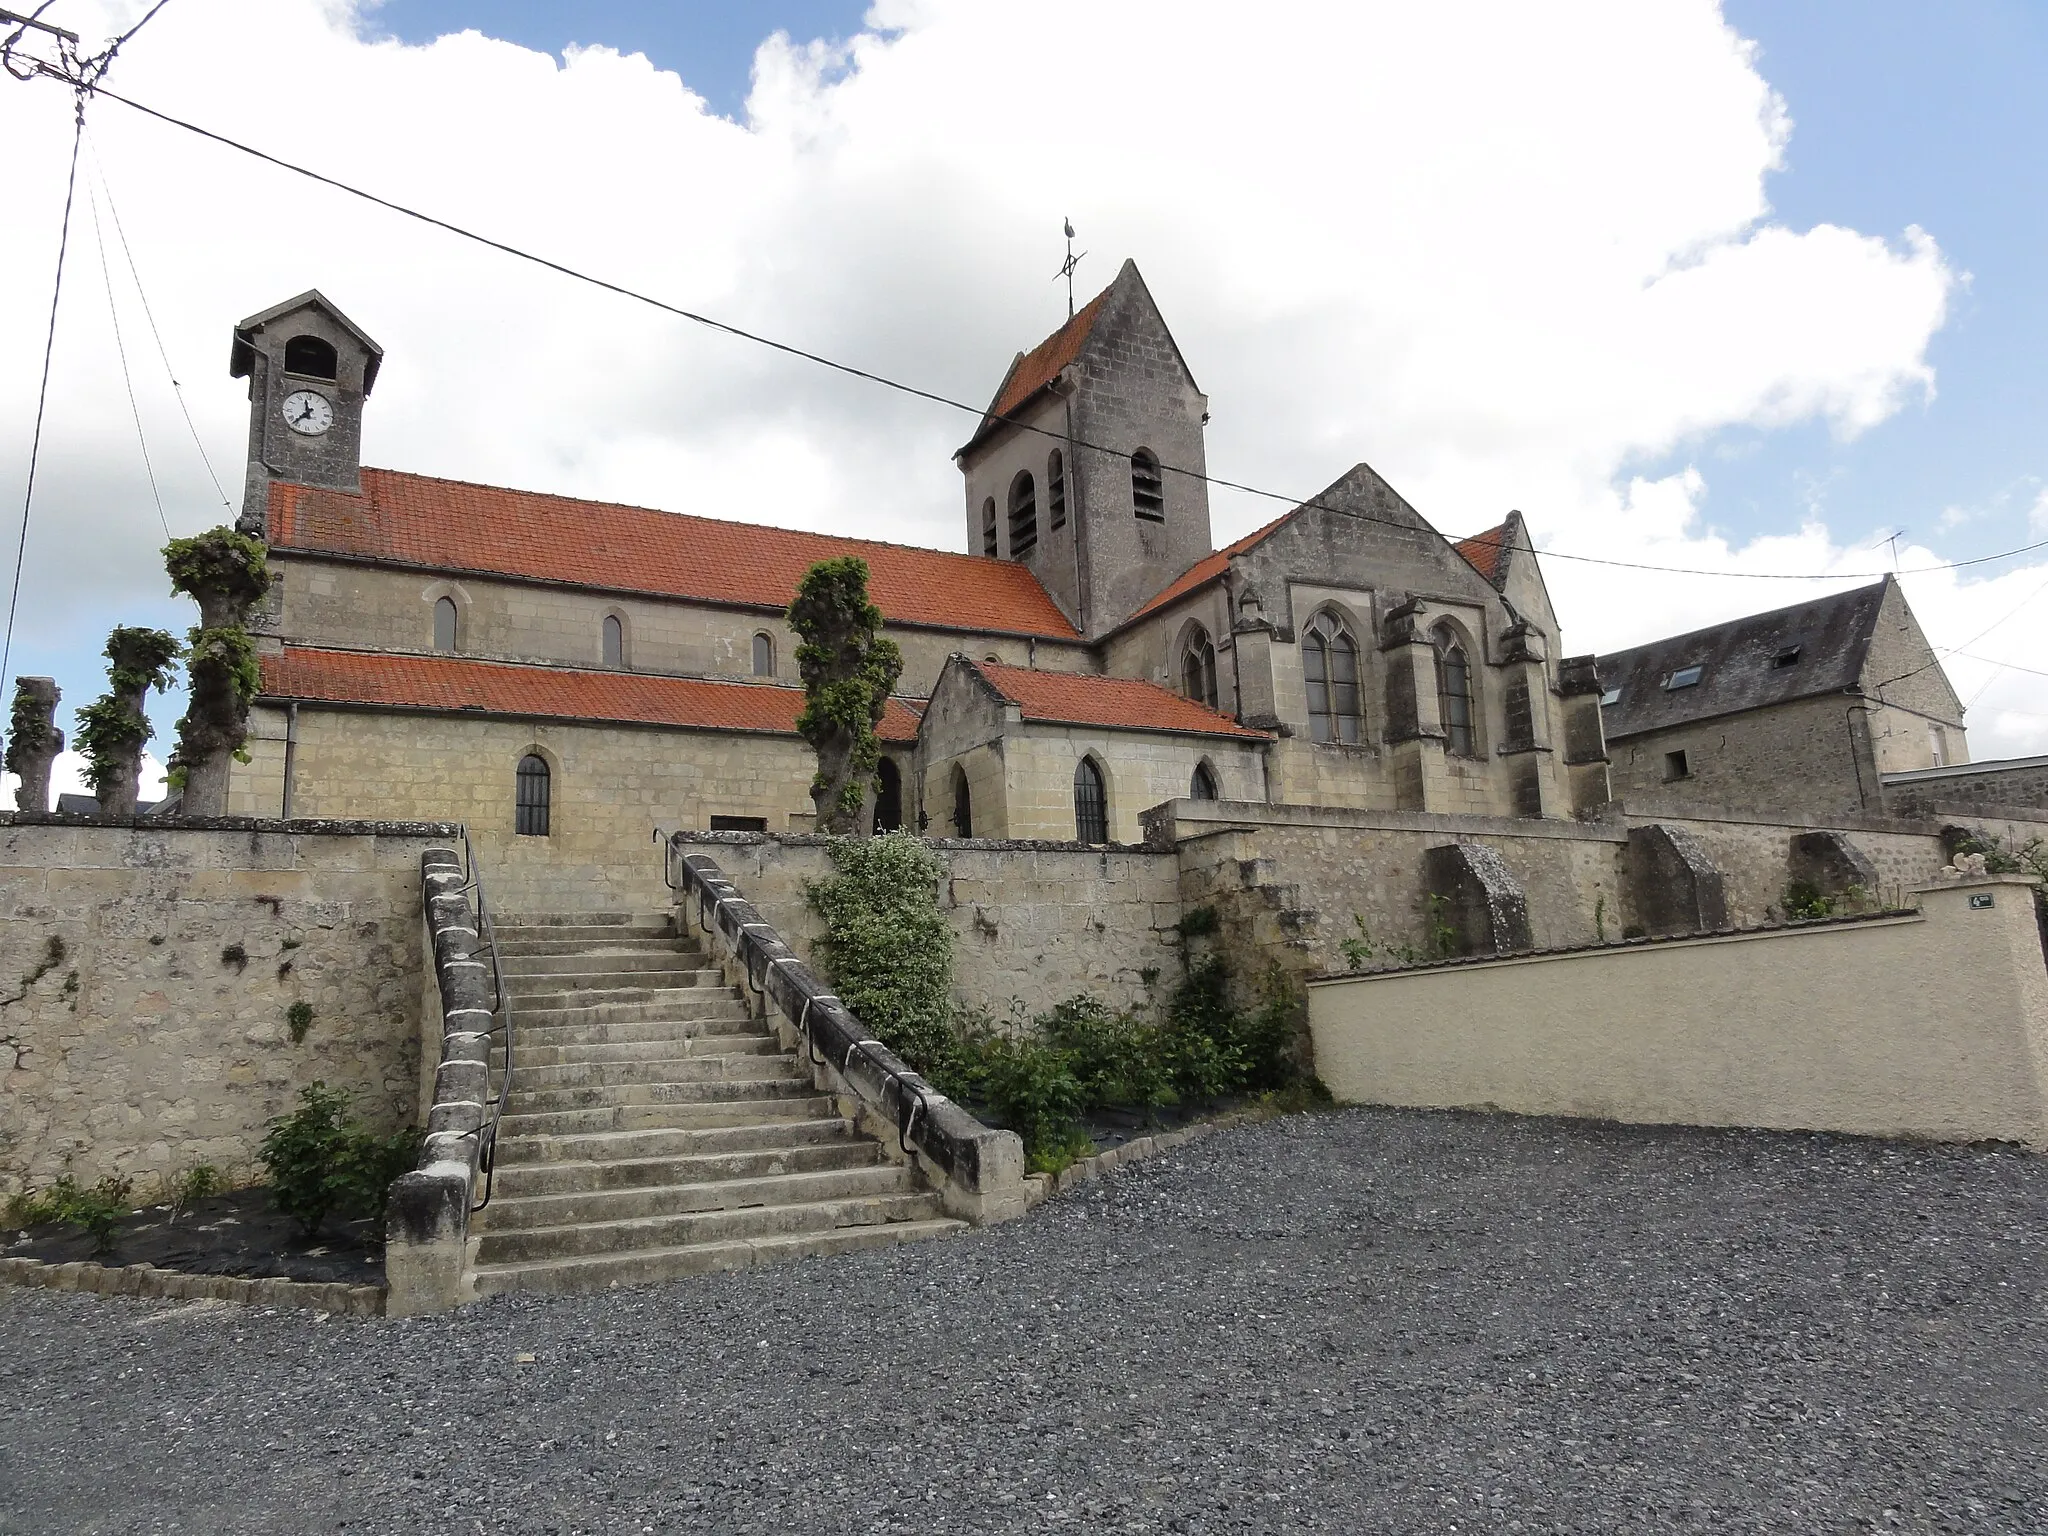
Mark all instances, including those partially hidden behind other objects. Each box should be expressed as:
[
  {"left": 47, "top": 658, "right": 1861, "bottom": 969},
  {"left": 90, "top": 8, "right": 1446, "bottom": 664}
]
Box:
[
  {"left": 666, "top": 842, "right": 1028, "bottom": 1226},
  {"left": 384, "top": 847, "right": 493, "bottom": 1316}
]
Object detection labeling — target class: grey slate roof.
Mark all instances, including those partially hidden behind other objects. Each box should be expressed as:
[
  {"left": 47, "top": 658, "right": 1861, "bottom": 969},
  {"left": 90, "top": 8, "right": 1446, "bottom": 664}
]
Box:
[{"left": 1598, "top": 578, "right": 1889, "bottom": 740}]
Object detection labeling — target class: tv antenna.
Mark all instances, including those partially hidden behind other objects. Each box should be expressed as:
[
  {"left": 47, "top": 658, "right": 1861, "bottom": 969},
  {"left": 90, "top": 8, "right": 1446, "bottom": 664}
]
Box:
[{"left": 1054, "top": 218, "right": 1087, "bottom": 319}]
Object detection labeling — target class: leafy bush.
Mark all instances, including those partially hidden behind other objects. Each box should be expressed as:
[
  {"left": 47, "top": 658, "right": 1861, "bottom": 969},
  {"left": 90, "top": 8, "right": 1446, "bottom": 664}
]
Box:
[
  {"left": 169, "top": 1164, "right": 221, "bottom": 1219},
  {"left": 1163, "top": 955, "right": 1298, "bottom": 1103},
  {"left": 259, "top": 1083, "right": 420, "bottom": 1239},
  {"left": 5, "top": 1174, "right": 135, "bottom": 1254},
  {"left": 808, "top": 832, "right": 955, "bottom": 1069},
  {"left": 286, "top": 1001, "right": 315, "bottom": 1044},
  {"left": 1782, "top": 880, "right": 1834, "bottom": 921},
  {"left": 1040, "top": 997, "right": 1172, "bottom": 1115}
]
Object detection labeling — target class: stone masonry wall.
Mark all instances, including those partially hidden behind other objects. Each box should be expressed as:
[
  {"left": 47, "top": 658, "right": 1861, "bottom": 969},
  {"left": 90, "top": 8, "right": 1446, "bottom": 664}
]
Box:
[
  {"left": 0, "top": 816, "right": 449, "bottom": 1199},
  {"left": 1887, "top": 760, "right": 2048, "bottom": 817},
  {"left": 671, "top": 833, "right": 1183, "bottom": 1022}
]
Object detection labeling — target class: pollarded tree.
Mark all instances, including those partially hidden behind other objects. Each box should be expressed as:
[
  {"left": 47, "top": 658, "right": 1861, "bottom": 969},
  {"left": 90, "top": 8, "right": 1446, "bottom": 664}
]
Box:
[
  {"left": 165, "top": 528, "right": 272, "bottom": 815},
  {"left": 787, "top": 557, "right": 903, "bottom": 836},
  {"left": 4, "top": 677, "right": 63, "bottom": 815},
  {"left": 75, "top": 627, "right": 181, "bottom": 817}
]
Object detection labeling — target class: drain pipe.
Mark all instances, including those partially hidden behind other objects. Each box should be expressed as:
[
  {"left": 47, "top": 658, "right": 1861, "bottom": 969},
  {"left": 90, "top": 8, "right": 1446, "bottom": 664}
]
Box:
[{"left": 280, "top": 701, "right": 300, "bottom": 819}]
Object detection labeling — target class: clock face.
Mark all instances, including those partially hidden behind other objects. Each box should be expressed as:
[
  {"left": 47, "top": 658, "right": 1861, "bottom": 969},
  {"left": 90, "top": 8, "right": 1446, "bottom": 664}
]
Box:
[{"left": 281, "top": 389, "right": 334, "bottom": 436}]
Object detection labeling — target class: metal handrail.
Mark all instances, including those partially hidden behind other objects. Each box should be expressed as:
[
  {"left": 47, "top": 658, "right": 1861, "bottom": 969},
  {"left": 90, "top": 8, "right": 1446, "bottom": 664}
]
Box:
[{"left": 458, "top": 824, "right": 514, "bottom": 1211}]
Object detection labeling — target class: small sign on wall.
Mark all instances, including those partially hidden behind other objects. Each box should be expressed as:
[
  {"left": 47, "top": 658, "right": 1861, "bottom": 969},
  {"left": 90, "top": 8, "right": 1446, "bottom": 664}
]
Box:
[{"left": 1970, "top": 892, "right": 1995, "bottom": 910}]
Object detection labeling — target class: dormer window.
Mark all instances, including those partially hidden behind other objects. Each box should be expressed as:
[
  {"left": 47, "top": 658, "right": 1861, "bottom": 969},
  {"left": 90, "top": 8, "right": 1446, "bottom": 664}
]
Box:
[
  {"left": 1131, "top": 448, "right": 1164, "bottom": 522},
  {"left": 283, "top": 334, "right": 338, "bottom": 380},
  {"left": 1771, "top": 645, "right": 1802, "bottom": 669},
  {"left": 1665, "top": 665, "right": 1703, "bottom": 690}
]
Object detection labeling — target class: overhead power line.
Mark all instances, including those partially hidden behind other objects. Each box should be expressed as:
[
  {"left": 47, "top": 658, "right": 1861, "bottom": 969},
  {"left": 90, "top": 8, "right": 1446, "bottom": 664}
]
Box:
[
  {"left": 88, "top": 178, "right": 172, "bottom": 538},
  {"left": 17, "top": 66, "right": 2048, "bottom": 586}
]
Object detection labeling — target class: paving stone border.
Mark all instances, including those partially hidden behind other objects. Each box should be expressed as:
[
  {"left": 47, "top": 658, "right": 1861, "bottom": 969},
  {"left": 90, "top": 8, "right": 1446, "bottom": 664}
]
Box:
[
  {"left": 0, "top": 1255, "right": 384, "bottom": 1315},
  {"left": 1022, "top": 1103, "right": 1283, "bottom": 1207}
]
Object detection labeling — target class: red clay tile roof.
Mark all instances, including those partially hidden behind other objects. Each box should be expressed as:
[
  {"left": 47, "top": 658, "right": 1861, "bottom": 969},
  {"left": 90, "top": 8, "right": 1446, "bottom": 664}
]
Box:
[
  {"left": 959, "top": 285, "right": 1111, "bottom": 454},
  {"left": 263, "top": 645, "right": 924, "bottom": 742},
  {"left": 1454, "top": 521, "right": 1512, "bottom": 587},
  {"left": 1126, "top": 513, "right": 1295, "bottom": 624},
  {"left": 974, "top": 659, "right": 1268, "bottom": 740},
  {"left": 268, "top": 470, "right": 1081, "bottom": 641}
]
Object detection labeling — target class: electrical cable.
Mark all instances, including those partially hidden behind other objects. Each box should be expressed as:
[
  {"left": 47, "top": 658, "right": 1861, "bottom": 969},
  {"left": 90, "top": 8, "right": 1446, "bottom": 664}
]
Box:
[
  {"left": 1869, "top": 567, "right": 2048, "bottom": 695},
  {"left": 1, "top": 97, "right": 85, "bottom": 698},
  {"left": 85, "top": 126, "right": 233, "bottom": 510},
  {"left": 88, "top": 176, "right": 172, "bottom": 538},
  {"left": 54, "top": 74, "right": 2048, "bottom": 588}
]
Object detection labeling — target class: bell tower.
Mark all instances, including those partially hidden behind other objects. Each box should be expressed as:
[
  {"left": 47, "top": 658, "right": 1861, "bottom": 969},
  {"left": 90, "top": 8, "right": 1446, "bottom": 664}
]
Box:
[{"left": 229, "top": 290, "right": 382, "bottom": 534}]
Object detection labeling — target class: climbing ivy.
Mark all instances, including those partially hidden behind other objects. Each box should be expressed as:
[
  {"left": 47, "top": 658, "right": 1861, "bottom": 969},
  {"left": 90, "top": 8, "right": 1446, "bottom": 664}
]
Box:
[
  {"left": 164, "top": 529, "right": 271, "bottom": 800},
  {"left": 3, "top": 679, "right": 51, "bottom": 777},
  {"left": 787, "top": 557, "right": 902, "bottom": 836},
  {"left": 74, "top": 627, "right": 180, "bottom": 800},
  {"left": 807, "top": 831, "right": 954, "bottom": 1068}
]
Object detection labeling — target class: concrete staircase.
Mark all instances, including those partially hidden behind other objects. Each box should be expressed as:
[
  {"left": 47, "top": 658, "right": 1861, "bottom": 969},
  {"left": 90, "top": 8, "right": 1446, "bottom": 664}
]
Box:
[{"left": 471, "top": 913, "right": 965, "bottom": 1297}]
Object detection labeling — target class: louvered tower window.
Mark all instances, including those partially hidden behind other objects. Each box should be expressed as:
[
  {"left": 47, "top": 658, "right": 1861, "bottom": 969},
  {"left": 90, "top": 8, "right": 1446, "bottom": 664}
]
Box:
[
  {"left": 981, "top": 498, "right": 999, "bottom": 557},
  {"left": 1131, "top": 448, "right": 1164, "bottom": 522},
  {"left": 1008, "top": 471, "right": 1037, "bottom": 558},
  {"left": 1047, "top": 449, "right": 1066, "bottom": 530}
]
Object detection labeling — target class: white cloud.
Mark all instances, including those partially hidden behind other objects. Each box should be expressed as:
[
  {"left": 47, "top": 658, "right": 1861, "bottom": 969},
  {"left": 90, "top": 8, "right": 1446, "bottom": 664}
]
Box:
[{"left": 3, "top": 0, "right": 2040, "bottom": 757}]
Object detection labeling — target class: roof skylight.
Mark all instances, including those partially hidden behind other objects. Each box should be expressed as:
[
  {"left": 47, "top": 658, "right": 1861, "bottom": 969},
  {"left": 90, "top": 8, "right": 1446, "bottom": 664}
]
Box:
[{"left": 1665, "top": 666, "right": 1703, "bottom": 690}]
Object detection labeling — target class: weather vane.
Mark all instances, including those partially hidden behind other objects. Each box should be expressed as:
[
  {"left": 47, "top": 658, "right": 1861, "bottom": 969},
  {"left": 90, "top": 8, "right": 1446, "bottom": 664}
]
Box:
[{"left": 1054, "top": 218, "right": 1087, "bottom": 320}]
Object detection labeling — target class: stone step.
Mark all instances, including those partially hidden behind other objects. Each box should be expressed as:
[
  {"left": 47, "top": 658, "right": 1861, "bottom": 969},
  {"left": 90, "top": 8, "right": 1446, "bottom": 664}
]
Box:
[
  {"left": 500, "top": 949, "right": 704, "bottom": 978},
  {"left": 488, "top": 1138, "right": 882, "bottom": 1195},
  {"left": 477, "top": 1163, "right": 921, "bottom": 1231},
  {"left": 471, "top": 1217, "right": 967, "bottom": 1299},
  {"left": 502, "top": 1036, "right": 782, "bottom": 1069},
  {"left": 494, "top": 1116, "right": 861, "bottom": 1166},
  {"left": 497, "top": 1094, "right": 842, "bottom": 1138},
  {"left": 474, "top": 1189, "right": 946, "bottom": 1265},
  {"left": 507, "top": 1071, "right": 811, "bottom": 1115},
  {"left": 494, "top": 934, "right": 698, "bottom": 957},
  {"left": 504, "top": 965, "right": 723, "bottom": 991},
  {"left": 496, "top": 913, "right": 673, "bottom": 933},
  {"left": 511, "top": 997, "right": 753, "bottom": 1032},
  {"left": 506, "top": 979, "right": 727, "bottom": 1011},
  {"left": 510, "top": 1054, "right": 805, "bottom": 1091}
]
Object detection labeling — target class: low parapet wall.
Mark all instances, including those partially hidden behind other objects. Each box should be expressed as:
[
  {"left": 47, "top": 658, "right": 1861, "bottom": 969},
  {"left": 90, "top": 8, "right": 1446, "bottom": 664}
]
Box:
[
  {"left": 1307, "top": 877, "right": 2048, "bottom": 1147},
  {"left": 0, "top": 815, "right": 455, "bottom": 1198}
]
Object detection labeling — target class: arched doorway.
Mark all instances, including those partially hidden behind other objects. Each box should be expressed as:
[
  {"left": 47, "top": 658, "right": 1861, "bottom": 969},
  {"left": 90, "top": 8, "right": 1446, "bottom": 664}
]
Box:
[{"left": 874, "top": 758, "right": 903, "bottom": 833}]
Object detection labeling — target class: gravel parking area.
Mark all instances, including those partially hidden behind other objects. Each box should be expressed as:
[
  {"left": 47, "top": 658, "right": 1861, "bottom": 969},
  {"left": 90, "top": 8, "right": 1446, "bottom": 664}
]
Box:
[{"left": 2, "top": 1106, "right": 2044, "bottom": 1535}]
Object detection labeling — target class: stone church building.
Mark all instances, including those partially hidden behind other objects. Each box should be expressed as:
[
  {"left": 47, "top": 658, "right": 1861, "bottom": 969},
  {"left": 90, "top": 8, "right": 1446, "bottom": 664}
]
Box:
[{"left": 219, "top": 261, "right": 1957, "bottom": 907}]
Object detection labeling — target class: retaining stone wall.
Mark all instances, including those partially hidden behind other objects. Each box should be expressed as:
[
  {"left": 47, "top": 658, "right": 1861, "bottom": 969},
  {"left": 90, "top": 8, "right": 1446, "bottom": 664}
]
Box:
[
  {"left": 0, "top": 816, "right": 450, "bottom": 1199},
  {"left": 670, "top": 832, "right": 1183, "bottom": 1022}
]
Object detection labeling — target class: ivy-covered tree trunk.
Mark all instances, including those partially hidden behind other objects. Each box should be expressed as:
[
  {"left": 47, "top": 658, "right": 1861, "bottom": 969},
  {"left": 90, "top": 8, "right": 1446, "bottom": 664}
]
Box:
[
  {"left": 76, "top": 627, "right": 180, "bottom": 817},
  {"left": 165, "top": 528, "right": 271, "bottom": 817},
  {"left": 4, "top": 677, "right": 63, "bottom": 814},
  {"left": 788, "top": 557, "right": 903, "bottom": 837}
]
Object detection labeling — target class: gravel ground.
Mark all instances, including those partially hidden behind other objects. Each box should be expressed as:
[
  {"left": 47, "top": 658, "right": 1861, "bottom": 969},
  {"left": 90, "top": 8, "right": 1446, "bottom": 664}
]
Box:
[{"left": 2, "top": 1106, "right": 2044, "bottom": 1535}]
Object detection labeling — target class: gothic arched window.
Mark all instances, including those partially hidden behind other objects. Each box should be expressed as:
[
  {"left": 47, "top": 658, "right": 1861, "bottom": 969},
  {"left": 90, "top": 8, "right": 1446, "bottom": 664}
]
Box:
[
  {"left": 1131, "top": 448, "right": 1164, "bottom": 522},
  {"left": 433, "top": 596, "right": 459, "bottom": 653},
  {"left": 981, "top": 497, "right": 999, "bottom": 557},
  {"left": 1302, "top": 611, "right": 1362, "bottom": 745},
  {"left": 951, "top": 765, "right": 973, "bottom": 838},
  {"left": 602, "top": 614, "right": 624, "bottom": 667},
  {"left": 1180, "top": 624, "right": 1218, "bottom": 710},
  {"left": 1073, "top": 756, "right": 1108, "bottom": 844},
  {"left": 1047, "top": 449, "right": 1067, "bottom": 530},
  {"left": 1434, "top": 623, "right": 1476, "bottom": 757},
  {"left": 515, "top": 754, "right": 551, "bottom": 837},
  {"left": 1191, "top": 761, "right": 1219, "bottom": 801},
  {"left": 752, "top": 632, "right": 775, "bottom": 677},
  {"left": 283, "top": 335, "right": 337, "bottom": 380},
  {"left": 1008, "top": 470, "right": 1038, "bottom": 558}
]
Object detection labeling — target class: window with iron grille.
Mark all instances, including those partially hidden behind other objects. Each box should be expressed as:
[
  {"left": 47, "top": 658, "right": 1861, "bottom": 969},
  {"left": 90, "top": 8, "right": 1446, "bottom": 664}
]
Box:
[
  {"left": 1047, "top": 449, "right": 1066, "bottom": 530},
  {"left": 515, "top": 754, "right": 551, "bottom": 836},
  {"left": 1008, "top": 470, "right": 1038, "bottom": 558},
  {"left": 1302, "top": 611, "right": 1363, "bottom": 745},
  {"left": 602, "top": 614, "right": 624, "bottom": 667},
  {"left": 1073, "top": 757, "right": 1108, "bottom": 844},
  {"left": 951, "top": 766, "right": 973, "bottom": 838},
  {"left": 433, "top": 596, "right": 459, "bottom": 653},
  {"left": 1131, "top": 448, "right": 1164, "bottom": 521},
  {"left": 1180, "top": 625, "right": 1219, "bottom": 710},
  {"left": 1433, "top": 623, "right": 1475, "bottom": 757},
  {"left": 981, "top": 497, "right": 999, "bottom": 557},
  {"left": 1191, "top": 761, "right": 1218, "bottom": 801}
]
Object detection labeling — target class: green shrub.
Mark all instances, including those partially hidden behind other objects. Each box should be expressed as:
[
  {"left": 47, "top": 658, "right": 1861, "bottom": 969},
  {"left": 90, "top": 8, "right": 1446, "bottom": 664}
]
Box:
[
  {"left": 1783, "top": 880, "right": 1834, "bottom": 921},
  {"left": 169, "top": 1164, "right": 221, "bottom": 1218},
  {"left": 258, "top": 1083, "right": 420, "bottom": 1239},
  {"left": 5, "top": 1174, "right": 134, "bottom": 1254},
  {"left": 1039, "top": 996, "right": 1172, "bottom": 1117},
  {"left": 286, "top": 1001, "right": 315, "bottom": 1044},
  {"left": 1163, "top": 956, "right": 1295, "bottom": 1102},
  {"left": 808, "top": 832, "right": 954, "bottom": 1070},
  {"left": 978, "top": 1032, "right": 1085, "bottom": 1162}
]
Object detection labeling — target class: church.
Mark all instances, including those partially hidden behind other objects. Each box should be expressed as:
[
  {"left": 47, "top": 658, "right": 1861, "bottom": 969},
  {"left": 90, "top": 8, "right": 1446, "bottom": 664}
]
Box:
[{"left": 220, "top": 260, "right": 1943, "bottom": 910}]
